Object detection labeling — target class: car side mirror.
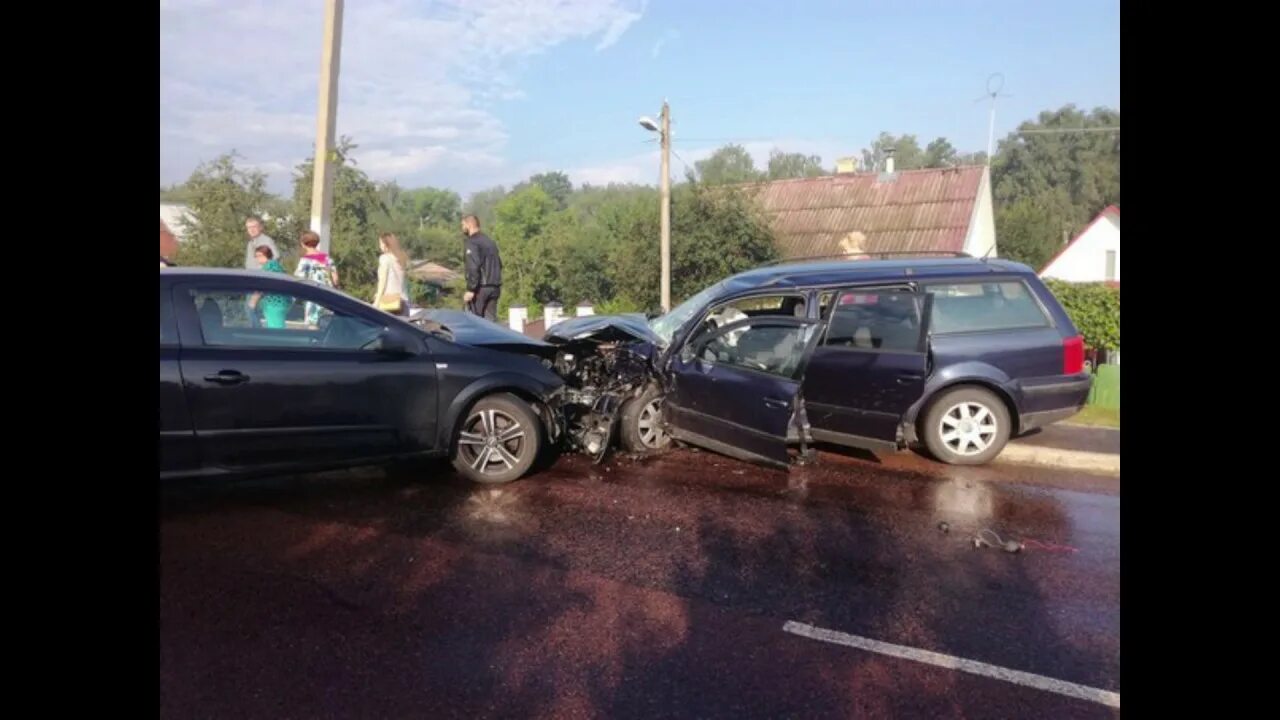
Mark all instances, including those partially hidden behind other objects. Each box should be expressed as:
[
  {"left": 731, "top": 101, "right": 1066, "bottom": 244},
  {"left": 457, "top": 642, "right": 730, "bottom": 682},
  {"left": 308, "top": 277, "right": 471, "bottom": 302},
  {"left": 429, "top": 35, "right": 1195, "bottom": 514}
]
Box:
[{"left": 375, "top": 327, "right": 417, "bottom": 356}]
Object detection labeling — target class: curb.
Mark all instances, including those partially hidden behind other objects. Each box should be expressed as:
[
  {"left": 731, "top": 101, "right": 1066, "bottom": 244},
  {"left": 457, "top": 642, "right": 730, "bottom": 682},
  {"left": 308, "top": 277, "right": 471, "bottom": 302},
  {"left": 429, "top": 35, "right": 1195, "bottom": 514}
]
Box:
[{"left": 995, "top": 443, "right": 1120, "bottom": 476}]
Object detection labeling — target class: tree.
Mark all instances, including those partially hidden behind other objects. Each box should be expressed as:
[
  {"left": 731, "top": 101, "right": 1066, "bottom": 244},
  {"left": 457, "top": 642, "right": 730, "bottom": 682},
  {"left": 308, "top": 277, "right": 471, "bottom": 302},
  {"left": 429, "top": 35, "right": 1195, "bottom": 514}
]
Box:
[
  {"left": 493, "top": 185, "right": 560, "bottom": 308},
  {"left": 991, "top": 104, "right": 1119, "bottom": 264},
  {"left": 160, "top": 184, "right": 198, "bottom": 204},
  {"left": 525, "top": 171, "right": 573, "bottom": 210},
  {"left": 463, "top": 186, "right": 507, "bottom": 232},
  {"left": 992, "top": 105, "right": 1120, "bottom": 229},
  {"left": 767, "top": 149, "right": 826, "bottom": 180},
  {"left": 995, "top": 198, "right": 1063, "bottom": 270},
  {"left": 922, "top": 138, "right": 958, "bottom": 168},
  {"left": 394, "top": 186, "right": 462, "bottom": 229},
  {"left": 173, "top": 152, "right": 279, "bottom": 268},
  {"left": 612, "top": 185, "right": 777, "bottom": 311},
  {"left": 694, "top": 144, "right": 763, "bottom": 185},
  {"left": 284, "top": 137, "right": 394, "bottom": 302},
  {"left": 861, "top": 133, "right": 925, "bottom": 172}
]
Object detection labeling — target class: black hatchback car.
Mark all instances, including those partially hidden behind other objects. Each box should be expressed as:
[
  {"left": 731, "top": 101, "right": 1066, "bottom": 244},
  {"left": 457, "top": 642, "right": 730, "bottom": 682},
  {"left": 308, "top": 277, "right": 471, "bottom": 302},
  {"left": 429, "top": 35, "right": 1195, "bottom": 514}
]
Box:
[
  {"left": 508, "top": 254, "right": 1092, "bottom": 468},
  {"left": 159, "top": 269, "right": 565, "bottom": 484}
]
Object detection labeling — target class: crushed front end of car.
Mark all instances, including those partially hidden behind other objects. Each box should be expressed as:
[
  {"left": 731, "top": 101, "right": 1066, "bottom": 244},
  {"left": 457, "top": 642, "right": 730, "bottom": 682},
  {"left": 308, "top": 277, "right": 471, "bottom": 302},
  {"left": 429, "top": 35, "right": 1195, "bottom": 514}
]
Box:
[
  {"left": 541, "top": 315, "right": 664, "bottom": 462},
  {"left": 412, "top": 309, "right": 666, "bottom": 462}
]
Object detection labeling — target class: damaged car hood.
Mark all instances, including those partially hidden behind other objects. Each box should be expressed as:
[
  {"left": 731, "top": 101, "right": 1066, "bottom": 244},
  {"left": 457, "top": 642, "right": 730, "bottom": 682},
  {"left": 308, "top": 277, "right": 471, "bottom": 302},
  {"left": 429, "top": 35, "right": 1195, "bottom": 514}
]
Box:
[
  {"left": 412, "top": 309, "right": 553, "bottom": 352},
  {"left": 543, "top": 313, "right": 663, "bottom": 345}
]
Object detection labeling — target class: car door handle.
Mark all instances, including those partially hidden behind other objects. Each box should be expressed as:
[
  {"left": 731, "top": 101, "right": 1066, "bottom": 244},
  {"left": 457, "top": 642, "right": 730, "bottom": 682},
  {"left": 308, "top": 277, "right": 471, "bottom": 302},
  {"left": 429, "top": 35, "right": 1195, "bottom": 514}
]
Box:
[
  {"left": 763, "top": 398, "right": 790, "bottom": 410},
  {"left": 896, "top": 373, "right": 923, "bottom": 384},
  {"left": 204, "top": 371, "right": 249, "bottom": 385}
]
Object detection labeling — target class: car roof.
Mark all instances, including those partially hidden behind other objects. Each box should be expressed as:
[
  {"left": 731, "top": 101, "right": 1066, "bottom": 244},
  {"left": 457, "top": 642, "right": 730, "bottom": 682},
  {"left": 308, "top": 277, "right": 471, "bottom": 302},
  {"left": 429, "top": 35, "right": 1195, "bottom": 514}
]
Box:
[
  {"left": 718, "top": 257, "right": 1034, "bottom": 295},
  {"left": 161, "top": 267, "right": 323, "bottom": 290}
]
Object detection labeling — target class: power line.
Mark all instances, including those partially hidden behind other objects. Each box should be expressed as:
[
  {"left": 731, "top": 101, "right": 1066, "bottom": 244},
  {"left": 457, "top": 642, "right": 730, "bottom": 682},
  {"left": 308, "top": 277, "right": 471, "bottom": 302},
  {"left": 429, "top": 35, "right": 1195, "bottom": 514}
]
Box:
[
  {"left": 1016, "top": 127, "right": 1120, "bottom": 134},
  {"left": 670, "top": 147, "right": 694, "bottom": 175}
]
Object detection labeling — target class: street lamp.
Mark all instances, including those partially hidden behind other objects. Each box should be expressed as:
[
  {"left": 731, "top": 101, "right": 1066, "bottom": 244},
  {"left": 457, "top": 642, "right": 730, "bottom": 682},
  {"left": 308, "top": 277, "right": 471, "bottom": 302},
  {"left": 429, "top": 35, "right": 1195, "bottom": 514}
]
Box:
[{"left": 638, "top": 103, "right": 671, "bottom": 313}]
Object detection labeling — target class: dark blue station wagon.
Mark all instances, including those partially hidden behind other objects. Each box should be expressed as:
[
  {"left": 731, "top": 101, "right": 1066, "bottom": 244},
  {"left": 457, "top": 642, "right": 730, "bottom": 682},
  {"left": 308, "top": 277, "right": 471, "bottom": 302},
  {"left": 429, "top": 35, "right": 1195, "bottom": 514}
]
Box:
[{"left": 545, "top": 255, "right": 1093, "bottom": 468}]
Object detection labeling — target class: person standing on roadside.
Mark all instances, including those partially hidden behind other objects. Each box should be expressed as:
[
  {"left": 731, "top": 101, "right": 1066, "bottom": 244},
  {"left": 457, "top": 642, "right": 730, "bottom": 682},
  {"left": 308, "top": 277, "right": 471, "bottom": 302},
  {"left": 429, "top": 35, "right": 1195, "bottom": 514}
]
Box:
[
  {"left": 461, "top": 214, "right": 502, "bottom": 321},
  {"left": 294, "top": 230, "right": 340, "bottom": 326},
  {"left": 374, "top": 232, "right": 411, "bottom": 317},
  {"left": 243, "top": 215, "right": 279, "bottom": 270}
]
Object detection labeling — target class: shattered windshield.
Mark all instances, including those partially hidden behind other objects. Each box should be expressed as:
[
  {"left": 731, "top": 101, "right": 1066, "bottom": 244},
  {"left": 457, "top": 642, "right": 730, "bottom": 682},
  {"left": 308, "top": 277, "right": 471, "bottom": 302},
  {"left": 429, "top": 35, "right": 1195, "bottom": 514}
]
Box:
[{"left": 648, "top": 281, "right": 725, "bottom": 347}]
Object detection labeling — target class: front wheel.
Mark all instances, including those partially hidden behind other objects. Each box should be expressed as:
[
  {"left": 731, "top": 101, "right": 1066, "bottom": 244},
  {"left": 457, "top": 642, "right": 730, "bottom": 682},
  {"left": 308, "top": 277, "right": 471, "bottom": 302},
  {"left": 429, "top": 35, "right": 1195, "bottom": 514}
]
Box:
[
  {"left": 922, "top": 386, "right": 1011, "bottom": 465},
  {"left": 619, "top": 384, "right": 672, "bottom": 454},
  {"left": 451, "top": 394, "right": 543, "bottom": 484}
]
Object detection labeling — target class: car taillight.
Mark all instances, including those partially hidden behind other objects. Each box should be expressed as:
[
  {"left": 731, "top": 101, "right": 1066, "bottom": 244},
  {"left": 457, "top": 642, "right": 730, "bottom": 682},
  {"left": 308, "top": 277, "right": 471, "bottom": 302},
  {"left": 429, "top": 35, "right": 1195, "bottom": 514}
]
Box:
[{"left": 1063, "top": 335, "right": 1085, "bottom": 374}]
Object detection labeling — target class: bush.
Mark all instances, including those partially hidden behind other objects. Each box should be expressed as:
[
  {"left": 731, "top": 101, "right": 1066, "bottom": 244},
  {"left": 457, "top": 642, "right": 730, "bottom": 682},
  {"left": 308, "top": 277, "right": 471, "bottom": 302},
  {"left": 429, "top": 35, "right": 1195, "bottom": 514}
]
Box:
[{"left": 1043, "top": 279, "right": 1120, "bottom": 350}]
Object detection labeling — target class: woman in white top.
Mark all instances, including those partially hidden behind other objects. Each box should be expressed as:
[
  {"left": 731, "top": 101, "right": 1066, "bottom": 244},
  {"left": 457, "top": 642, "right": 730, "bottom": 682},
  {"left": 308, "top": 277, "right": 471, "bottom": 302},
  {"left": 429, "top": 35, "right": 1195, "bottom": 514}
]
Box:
[{"left": 374, "top": 232, "right": 411, "bottom": 316}]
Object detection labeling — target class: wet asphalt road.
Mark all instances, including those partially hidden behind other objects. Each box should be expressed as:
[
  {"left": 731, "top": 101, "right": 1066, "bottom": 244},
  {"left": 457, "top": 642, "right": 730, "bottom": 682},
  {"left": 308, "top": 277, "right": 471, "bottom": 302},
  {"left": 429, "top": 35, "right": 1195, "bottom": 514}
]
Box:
[{"left": 161, "top": 446, "right": 1120, "bottom": 719}]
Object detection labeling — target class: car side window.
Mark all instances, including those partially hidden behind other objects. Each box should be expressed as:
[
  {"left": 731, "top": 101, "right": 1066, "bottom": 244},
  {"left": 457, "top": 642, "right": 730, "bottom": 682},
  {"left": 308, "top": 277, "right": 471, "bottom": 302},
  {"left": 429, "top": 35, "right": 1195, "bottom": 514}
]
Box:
[
  {"left": 189, "top": 288, "right": 383, "bottom": 351},
  {"left": 926, "top": 281, "right": 1049, "bottom": 334},
  {"left": 687, "top": 293, "right": 807, "bottom": 350},
  {"left": 700, "top": 322, "right": 817, "bottom": 378},
  {"left": 824, "top": 289, "right": 921, "bottom": 352},
  {"left": 160, "top": 287, "right": 178, "bottom": 345}
]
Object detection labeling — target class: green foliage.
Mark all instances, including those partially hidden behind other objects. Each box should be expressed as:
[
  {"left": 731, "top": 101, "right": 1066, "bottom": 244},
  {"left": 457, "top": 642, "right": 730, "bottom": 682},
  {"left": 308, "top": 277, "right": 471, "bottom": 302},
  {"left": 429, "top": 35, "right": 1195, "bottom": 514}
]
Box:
[
  {"left": 172, "top": 153, "right": 281, "bottom": 268},
  {"left": 996, "top": 199, "right": 1062, "bottom": 271},
  {"left": 992, "top": 105, "right": 1119, "bottom": 266},
  {"left": 463, "top": 186, "right": 507, "bottom": 231},
  {"left": 694, "top": 144, "right": 763, "bottom": 185},
  {"left": 861, "top": 133, "right": 925, "bottom": 172},
  {"left": 767, "top": 150, "right": 825, "bottom": 180},
  {"left": 271, "top": 137, "right": 396, "bottom": 302},
  {"left": 393, "top": 185, "right": 462, "bottom": 229},
  {"left": 922, "top": 138, "right": 958, "bottom": 168},
  {"left": 1043, "top": 279, "right": 1120, "bottom": 350},
  {"left": 595, "top": 296, "right": 643, "bottom": 315},
  {"left": 523, "top": 171, "right": 573, "bottom": 210}
]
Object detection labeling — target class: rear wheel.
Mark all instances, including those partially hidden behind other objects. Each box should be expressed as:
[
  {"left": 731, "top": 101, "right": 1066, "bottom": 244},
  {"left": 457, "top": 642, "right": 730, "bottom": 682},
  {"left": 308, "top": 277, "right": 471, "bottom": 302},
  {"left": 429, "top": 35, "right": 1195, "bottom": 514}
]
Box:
[
  {"left": 619, "top": 384, "right": 671, "bottom": 454},
  {"left": 451, "top": 394, "right": 542, "bottom": 484},
  {"left": 922, "top": 386, "right": 1011, "bottom": 465}
]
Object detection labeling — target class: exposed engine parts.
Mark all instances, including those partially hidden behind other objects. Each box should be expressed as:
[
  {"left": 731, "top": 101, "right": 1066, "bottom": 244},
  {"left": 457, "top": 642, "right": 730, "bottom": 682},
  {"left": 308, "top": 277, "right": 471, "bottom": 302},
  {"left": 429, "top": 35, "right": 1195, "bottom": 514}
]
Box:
[{"left": 551, "top": 340, "right": 654, "bottom": 462}]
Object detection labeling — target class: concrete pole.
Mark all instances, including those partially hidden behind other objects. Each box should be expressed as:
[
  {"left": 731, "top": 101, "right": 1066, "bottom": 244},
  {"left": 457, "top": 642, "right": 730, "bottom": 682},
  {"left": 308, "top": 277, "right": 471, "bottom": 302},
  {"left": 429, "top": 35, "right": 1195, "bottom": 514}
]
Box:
[
  {"left": 659, "top": 101, "right": 671, "bottom": 313},
  {"left": 310, "top": 0, "right": 344, "bottom": 254}
]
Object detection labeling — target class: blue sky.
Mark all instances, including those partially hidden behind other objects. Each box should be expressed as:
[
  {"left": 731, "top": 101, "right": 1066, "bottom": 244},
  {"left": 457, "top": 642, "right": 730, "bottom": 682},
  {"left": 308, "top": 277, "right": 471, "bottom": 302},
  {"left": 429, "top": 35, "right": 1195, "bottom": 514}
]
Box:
[{"left": 160, "top": 0, "right": 1119, "bottom": 196}]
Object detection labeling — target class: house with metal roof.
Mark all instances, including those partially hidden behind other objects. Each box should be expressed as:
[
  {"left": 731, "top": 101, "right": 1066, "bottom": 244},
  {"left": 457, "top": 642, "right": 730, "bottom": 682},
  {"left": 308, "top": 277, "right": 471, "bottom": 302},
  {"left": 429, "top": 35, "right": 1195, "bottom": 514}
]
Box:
[{"left": 745, "top": 164, "right": 997, "bottom": 260}]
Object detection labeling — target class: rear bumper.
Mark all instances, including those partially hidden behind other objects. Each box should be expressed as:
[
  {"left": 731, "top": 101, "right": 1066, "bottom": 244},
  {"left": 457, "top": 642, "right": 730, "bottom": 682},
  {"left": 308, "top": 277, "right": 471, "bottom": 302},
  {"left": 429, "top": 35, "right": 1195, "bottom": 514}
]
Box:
[{"left": 1018, "top": 374, "right": 1093, "bottom": 431}]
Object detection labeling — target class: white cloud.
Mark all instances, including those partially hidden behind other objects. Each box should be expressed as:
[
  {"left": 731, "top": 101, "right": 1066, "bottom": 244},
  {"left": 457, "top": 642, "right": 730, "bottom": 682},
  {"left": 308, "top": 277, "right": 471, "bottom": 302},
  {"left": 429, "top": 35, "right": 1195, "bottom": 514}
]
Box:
[
  {"left": 651, "top": 28, "right": 680, "bottom": 58},
  {"left": 160, "top": 0, "right": 645, "bottom": 192}
]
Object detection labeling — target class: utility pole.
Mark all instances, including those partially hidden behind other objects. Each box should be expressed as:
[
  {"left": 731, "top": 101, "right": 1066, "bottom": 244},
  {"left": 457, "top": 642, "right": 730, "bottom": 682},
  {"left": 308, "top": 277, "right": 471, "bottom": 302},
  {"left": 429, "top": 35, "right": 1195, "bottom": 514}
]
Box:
[
  {"left": 310, "top": 0, "right": 344, "bottom": 254},
  {"left": 659, "top": 100, "right": 671, "bottom": 313}
]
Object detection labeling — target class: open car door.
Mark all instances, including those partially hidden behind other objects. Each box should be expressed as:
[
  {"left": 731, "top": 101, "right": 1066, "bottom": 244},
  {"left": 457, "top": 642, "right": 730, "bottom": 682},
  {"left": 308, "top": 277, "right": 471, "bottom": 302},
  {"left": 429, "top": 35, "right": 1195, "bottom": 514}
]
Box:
[
  {"left": 663, "top": 316, "right": 822, "bottom": 467},
  {"left": 800, "top": 286, "right": 933, "bottom": 451}
]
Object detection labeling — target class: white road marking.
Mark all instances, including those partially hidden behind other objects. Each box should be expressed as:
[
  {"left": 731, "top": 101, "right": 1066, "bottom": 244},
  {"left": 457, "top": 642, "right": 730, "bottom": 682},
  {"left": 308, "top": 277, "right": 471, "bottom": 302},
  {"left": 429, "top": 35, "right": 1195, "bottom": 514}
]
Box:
[{"left": 782, "top": 620, "right": 1120, "bottom": 709}]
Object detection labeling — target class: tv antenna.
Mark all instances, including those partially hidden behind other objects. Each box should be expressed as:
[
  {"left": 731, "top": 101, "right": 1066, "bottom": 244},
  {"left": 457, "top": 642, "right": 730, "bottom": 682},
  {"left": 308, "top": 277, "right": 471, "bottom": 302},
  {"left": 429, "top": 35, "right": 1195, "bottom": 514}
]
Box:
[{"left": 975, "top": 73, "right": 1012, "bottom": 163}]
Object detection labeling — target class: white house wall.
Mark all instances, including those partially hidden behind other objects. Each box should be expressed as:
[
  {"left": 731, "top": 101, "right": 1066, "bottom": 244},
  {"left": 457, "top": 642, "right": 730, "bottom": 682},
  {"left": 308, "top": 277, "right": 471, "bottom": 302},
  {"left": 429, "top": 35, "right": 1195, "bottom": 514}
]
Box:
[
  {"left": 962, "top": 166, "right": 998, "bottom": 258},
  {"left": 1040, "top": 213, "right": 1120, "bottom": 283}
]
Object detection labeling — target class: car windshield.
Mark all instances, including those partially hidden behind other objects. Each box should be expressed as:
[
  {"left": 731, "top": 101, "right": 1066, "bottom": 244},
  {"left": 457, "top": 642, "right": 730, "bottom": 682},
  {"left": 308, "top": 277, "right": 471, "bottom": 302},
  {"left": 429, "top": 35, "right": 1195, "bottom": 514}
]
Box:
[{"left": 648, "top": 281, "right": 725, "bottom": 346}]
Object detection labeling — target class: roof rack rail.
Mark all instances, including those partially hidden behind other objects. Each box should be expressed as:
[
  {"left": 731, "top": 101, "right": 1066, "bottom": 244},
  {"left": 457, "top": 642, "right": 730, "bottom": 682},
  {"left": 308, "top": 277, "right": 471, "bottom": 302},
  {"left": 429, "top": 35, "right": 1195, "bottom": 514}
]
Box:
[{"left": 761, "top": 251, "right": 973, "bottom": 267}]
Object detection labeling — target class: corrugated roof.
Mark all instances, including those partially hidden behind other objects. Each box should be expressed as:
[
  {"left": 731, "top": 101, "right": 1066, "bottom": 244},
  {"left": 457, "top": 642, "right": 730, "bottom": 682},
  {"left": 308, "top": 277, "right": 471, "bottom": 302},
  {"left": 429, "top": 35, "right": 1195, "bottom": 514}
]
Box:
[
  {"left": 745, "top": 166, "right": 985, "bottom": 257},
  {"left": 408, "top": 260, "right": 461, "bottom": 285}
]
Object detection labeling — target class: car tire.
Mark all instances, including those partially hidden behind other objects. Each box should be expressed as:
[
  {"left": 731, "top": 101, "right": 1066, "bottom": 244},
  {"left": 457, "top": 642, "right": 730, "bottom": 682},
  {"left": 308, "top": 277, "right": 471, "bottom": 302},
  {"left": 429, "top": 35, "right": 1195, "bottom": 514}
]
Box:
[
  {"left": 922, "top": 386, "right": 1011, "bottom": 466},
  {"left": 619, "top": 384, "right": 672, "bottom": 454},
  {"left": 451, "top": 393, "right": 543, "bottom": 484}
]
